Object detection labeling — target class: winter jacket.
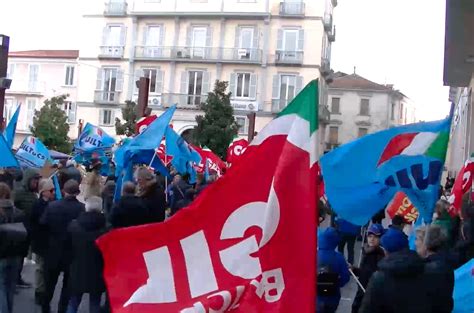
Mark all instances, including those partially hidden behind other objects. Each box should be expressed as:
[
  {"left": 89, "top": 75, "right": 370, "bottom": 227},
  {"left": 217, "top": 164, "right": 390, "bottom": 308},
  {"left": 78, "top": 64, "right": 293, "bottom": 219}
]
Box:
[
  {"left": 359, "top": 250, "right": 432, "bottom": 313},
  {"left": 433, "top": 211, "right": 454, "bottom": 242},
  {"left": 335, "top": 218, "right": 361, "bottom": 236},
  {"left": 29, "top": 197, "right": 51, "bottom": 256},
  {"left": 40, "top": 196, "right": 85, "bottom": 270},
  {"left": 139, "top": 180, "right": 167, "bottom": 223},
  {"left": 0, "top": 203, "right": 26, "bottom": 258},
  {"left": 317, "top": 228, "right": 350, "bottom": 309},
  {"left": 68, "top": 211, "right": 106, "bottom": 294},
  {"left": 110, "top": 195, "right": 150, "bottom": 229},
  {"left": 101, "top": 181, "right": 116, "bottom": 220},
  {"left": 351, "top": 245, "right": 385, "bottom": 313},
  {"left": 424, "top": 251, "right": 454, "bottom": 313},
  {"left": 14, "top": 168, "right": 39, "bottom": 223}
]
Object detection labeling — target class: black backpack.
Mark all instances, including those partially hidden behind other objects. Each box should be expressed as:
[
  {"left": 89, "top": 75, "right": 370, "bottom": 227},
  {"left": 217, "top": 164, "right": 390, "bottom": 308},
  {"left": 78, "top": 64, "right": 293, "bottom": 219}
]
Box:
[{"left": 317, "top": 265, "right": 340, "bottom": 297}]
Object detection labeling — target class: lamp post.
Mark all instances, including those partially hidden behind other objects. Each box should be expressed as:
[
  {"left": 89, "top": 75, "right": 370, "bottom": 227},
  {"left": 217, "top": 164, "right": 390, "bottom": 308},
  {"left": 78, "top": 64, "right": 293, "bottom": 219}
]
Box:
[{"left": 0, "top": 35, "right": 10, "bottom": 132}]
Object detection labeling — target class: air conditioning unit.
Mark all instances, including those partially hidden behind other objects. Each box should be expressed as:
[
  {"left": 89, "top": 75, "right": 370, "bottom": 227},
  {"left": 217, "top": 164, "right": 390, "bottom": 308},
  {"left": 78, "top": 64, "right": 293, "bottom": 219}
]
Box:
[
  {"left": 148, "top": 96, "right": 161, "bottom": 107},
  {"left": 176, "top": 48, "right": 191, "bottom": 58}
]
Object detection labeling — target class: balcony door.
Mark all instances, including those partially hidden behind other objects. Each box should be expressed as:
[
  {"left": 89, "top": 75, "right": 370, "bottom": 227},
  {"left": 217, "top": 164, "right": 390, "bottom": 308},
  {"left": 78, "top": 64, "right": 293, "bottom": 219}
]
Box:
[
  {"left": 145, "top": 26, "right": 162, "bottom": 57},
  {"left": 187, "top": 71, "right": 203, "bottom": 105},
  {"left": 191, "top": 27, "right": 207, "bottom": 58},
  {"left": 102, "top": 68, "right": 118, "bottom": 102},
  {"left": 237, "top": 27, "right": 255, "bottom": 60},
  {"left": 28, "top": 64, "right": 39, "bottom": 92},
  {"left": 279, "top": 75, "right": 297, "bottom": 109}
]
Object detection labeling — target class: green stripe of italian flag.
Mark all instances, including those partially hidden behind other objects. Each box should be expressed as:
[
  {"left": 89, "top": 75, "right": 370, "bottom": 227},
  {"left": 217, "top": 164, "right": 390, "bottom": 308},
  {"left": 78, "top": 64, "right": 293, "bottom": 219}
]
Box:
[{"left": 250, "top": 80, "right": 319, "bottom": 167}]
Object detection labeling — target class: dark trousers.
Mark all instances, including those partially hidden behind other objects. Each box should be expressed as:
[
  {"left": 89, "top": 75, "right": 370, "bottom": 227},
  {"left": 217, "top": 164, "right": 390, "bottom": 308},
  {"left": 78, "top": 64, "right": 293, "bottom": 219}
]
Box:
[
  {"left": 337, "top": 234, "right": 356, "bottom": 265},
  {"left": 43, "top": 267, "right": 70, "bottom": 313}
]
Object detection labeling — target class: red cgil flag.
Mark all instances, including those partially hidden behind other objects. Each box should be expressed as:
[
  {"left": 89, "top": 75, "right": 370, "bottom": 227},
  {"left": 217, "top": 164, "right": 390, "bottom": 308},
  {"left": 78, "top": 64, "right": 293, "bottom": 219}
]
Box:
[
  {"left": 448, "top": 157, "right": 474, "bottom": 217},
  {"left": 227, "top": 138, "right": 249, "bottom": 165}
]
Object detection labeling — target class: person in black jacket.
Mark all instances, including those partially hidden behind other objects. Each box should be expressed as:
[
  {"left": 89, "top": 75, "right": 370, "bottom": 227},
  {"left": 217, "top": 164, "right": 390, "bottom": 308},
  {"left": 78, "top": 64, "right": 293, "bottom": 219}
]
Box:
[
  {"left": 67, "top": 196, "right": 106, "bottom": 313},
  {"left": 359, "top": 228, "right": 432, "bottom": 313},
  {"left": 136, "top": 167, "right": 166, "bottom": 223},
  {"left": 101, "top": 180, "right": 115, "bottom": 223},
  {"left": 422, "top": 225, "right": 454, "bottom": 313},
  {"left": 40, "top": 180, "right": 85, "bottom": 313},
  {"left": 0, "top": 183, "right": 27, "bottom": 313},
  {"left": 351, "top": 224, "right": 385, "bottom": 313},
  {"left": 30, "top": 178, "right": 56, "bottom": 305},
  {"left": 110, "top": 182, "right": 150, "bottom": 228}
]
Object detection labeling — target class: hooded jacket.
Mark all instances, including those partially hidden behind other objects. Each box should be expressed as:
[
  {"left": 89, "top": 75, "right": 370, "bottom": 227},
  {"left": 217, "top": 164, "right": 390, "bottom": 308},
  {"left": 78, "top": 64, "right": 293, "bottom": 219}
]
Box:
[
  {"left": 138, "top": 179, "right": 166, "bottom": 223},
  {"left": 317, "top": 228, "right": 350, "bottom": 307},
  {"left": 0, "top": 202, "right": 26, "bottom": 258},
  {"left": 424, "top": 251, "right": 454, "bottom": 313},
  {"left": 359, "top": 250, "right": 432, "bottom": 313},
  {"left": 14, "top": 168, "right": 39, "bottom": 221}
]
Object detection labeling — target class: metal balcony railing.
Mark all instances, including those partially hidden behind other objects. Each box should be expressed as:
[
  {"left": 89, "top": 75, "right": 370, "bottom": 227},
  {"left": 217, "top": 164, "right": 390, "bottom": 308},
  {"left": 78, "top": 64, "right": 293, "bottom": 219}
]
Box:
[
  {"left": 135, "top": 46, "right": 263, "bottom": 63},
  {"left": 279, "top": 2, "right": 305, "bottom": 16},
  {"left": 161, "top": 93, "right": 208, "bottom": 108},
  {"left": 7, "top": 80, "right": 45, "bottom": 95},
  {"left": 104, "top": 2, "right": 127, "bottom": 15},
  {"left": 275, "top": 50, "right": 304, "bottom": 64},
  {"left": 99, "top": 46, "right": 124, "bottom": 58},
  {"left": 94, "top": 91, "right": 121, "bottom": 103}
]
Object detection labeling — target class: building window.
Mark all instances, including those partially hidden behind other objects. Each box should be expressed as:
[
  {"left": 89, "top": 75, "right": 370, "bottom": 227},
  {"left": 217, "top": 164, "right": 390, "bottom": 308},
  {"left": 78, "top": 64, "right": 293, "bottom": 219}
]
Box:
[
  {"left": 105, "top": 25, "right": 123, "bottom": 46},
  {"left": 239, "top": 27, "right": 254, "bottom": 50},
  {"left": 329, "top": 126, "right": 339, "bottom": 144},
  {"left": 4, "top": 99, "right": 14, "bottom": 124},
  {"left": 331, "top": 97, "right": 340, "bottom": 114},
  {"left": 188, "top": 71, "right": 204, "bottom": 105},
  {"left": 63, "top": 102, "right": 76, "bottom": 124},
  {"left": 235, "top": 116, "right": 248, "bottom": 134},
  {"left": 28, "top": 64, "right": 39, "bottom": 92},
  {"left": 191, "top": 26, "right": 207, "bottom": 58},
  {"left": 100, "top": 67, "right": 119, "bottom": 101},
  {"left": 360, "top": 99, "right": 370, "bottom": 116},
  {"left": 64, "top": 66, "right": 75, "bottom": 86},
  {"left": 143, "top": 69, "right": 158, "bottom": 93},
  {"left": 399, "top": 103, "right": 404, "bottom": 121},
  {"left": 358, "top": 128, "right": 368, "bottom": 138},
  {"left": 280, "top": 75, "right": 297, "bottom": 106},
  {"left": 391, "top": 103, "right": 396, "bottom": 121},
  {"left": 235, "top": 73, "right": 251, "bottom": 98},
  {"left": 25, "top": 98, "right": 37, "bottom": 130},
  {"left": 100, "top": 109, "right": 114, "bottom": 126},
  {"left": 7, "top": 64, "right": 15, "bottom": 79},
  {"left": 144, "top": 25, "right": 162, "bottom": 57}
]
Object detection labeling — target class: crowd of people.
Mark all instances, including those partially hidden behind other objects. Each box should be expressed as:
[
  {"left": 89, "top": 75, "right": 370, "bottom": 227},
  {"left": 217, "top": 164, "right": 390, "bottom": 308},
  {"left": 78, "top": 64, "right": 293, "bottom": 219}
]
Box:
[
  {"left": 317, "top": 188, "right": 474, "bottom": 313},
  {"left": 0, "top": 159, "right": 215, "bottom": 313}
]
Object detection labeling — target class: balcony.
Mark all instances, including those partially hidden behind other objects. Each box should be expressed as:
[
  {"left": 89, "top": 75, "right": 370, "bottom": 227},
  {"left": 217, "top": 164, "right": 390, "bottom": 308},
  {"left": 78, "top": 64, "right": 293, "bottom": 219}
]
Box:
[
  {"left": 328, "top": 26, "right": 336, "bottom": 42},
  {"left": 135, "top": 46, "right": 263, "bottom": 64},
  {"left": 279, "top": 2, "right": 305, "bottom": 16},
  {"left": 6, "top": 80, "right": 45, "bottom": 95},
  {"left": 275, "top": 50, "right": 304, "bottom": 65},
  {"left": 323, "top": 13, "right": 333, "bottom": 32},
  {"left": 94, "top": 91, "right": 121, "bottom": 104},
  {"left": 161, "top": 93, "right": 208, "bottom": 109},
  {"left": 319, "top": 104, "right": 331, "bottom": 124},
  {"left": 104, "top": 1, "right": 127, "bottom": 16},
  {"left": 99, "top": 46, "right": 124, "bottom": 58}
]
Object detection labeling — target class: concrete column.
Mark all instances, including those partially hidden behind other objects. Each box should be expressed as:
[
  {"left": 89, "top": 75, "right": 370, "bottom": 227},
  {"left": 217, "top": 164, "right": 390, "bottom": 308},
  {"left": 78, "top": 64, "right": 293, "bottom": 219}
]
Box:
[
  {"left": 218, "top": 18, "right": 226, "bottom": 60},
  {"left": 127, "top": 16, "right": 138, "bottom": 100}
]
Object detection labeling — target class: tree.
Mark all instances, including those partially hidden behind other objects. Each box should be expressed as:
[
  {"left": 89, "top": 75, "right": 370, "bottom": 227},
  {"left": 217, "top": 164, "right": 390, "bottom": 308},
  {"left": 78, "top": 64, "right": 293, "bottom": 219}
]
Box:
[
  {"left": 30, "top": 94, "right": 71, "bottom": 153},
  {"left": 115, "top": 100, "right": 138, "bottom": 136},
  {"left": 194, "top": 80, "right": 239, "bottom": 159}
]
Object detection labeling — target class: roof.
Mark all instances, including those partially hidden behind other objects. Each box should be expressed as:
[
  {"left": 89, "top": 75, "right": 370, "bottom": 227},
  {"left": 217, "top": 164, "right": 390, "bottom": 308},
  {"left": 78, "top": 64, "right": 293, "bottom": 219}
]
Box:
[
  {"left": 8, "top": 50, "right": 79, "bottom": 59},
  {"left": 329, "top": 73, "right": 394, "bottom": 91}
]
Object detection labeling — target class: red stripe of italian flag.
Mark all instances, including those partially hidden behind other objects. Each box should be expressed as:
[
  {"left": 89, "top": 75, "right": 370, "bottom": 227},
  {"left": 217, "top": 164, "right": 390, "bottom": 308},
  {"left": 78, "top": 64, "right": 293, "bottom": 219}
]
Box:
[{"left": 250, "top": 80, "right": 319, "bottom": 167}]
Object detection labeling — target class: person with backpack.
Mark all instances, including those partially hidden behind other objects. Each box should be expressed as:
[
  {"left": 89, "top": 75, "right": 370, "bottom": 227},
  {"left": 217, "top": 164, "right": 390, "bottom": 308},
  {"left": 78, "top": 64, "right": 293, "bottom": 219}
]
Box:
[
  {"left": 351, "top": 224, "right": 385, "bottom": 313},
  {"left": 0, "top": 182, "right": 28, "bottom": 313},
  {"left": 317, "top": 227, "right": 350, "bottom": 313}
]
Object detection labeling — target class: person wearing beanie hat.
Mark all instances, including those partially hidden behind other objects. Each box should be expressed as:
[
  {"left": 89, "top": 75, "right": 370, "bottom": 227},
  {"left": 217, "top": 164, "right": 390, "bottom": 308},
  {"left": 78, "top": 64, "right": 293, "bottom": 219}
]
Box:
[
  {"left": 30, "top": 179, "right": 56, "bottom": 305},
  {"left": 359, "top": 228, "right": 432, "bottom": 313},
  {"left": 351, "top": 224, "right": 385, "bottom": 313}
]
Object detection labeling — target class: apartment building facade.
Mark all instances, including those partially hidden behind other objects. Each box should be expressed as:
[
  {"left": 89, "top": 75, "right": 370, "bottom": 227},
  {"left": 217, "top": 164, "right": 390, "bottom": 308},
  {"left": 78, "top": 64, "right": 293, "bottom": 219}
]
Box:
[
  {"left": 325, "top": 72, "right": 415, "bottom": 151},
  {"left": 75, "top": 0, "right": 336, "bottom": 153},
  {"left": 5, "top": 50, "right": 79, "bottom": 148}
]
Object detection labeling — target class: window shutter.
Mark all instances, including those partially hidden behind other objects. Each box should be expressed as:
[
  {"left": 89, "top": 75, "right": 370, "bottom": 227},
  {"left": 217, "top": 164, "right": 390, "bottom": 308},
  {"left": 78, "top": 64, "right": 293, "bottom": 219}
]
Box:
[
  {"left": 111, "top": 110, "right": 116, "bottom": 124},
  {"left": 180, "top": 71, "right": 188, "bottom": 94},
  {"left": 205, "top": 26, "right": 213, "bottom": 58},
  {"left": 101, "top": 26, "right": 109, "bottom": 45},
  {"left": 120, "top": 26, "right": 127, "bottom": 46},
  {"left": 272, "top": 75, "right": 280, "bottom": 99},
  {"left": 160, "top": 25, "right": 165, "bottom": 46},
  {"left": 99, "top": 109, "right": 104, "bottom": 125},
  {"left": 142, "top": 26, "right": 149, "bottom": 45},
  {"left": 298, "top": 29, "right": 305, "bottom": 50},
  {"left": 277, "top": 29, "right": 283, "bottom": 51},
  {"left": 249, "top": 73, "right": 257, "bottom": 100},
  {"left": 156, "top": 70, "right": 164, "bottom": 94},
  {"left": 229, "top": 73, "right": 236, "bottom": 98},
  {"left": 116, "top": 70, "right": 124, "bottom": 91},
  {"left": 296, "top": 76, "right": 304, "bottom": 93},
  {"left": 70, "top": 102, "right": 77, "bottom": 124},
  {"left": 252, "top": 27, "right": 259, "bottom": 49},
  {"left": 96, "top": 69, "right": 103, "bottom": 90},
  {"left": 234, "top": 27, "right": 240, "bottom": 48},
  {"left": 202, "top": 72, "right": 210, "bottom": 95},
  {"left": 186, "top": 26, "right": 192, "bottom": 47}
]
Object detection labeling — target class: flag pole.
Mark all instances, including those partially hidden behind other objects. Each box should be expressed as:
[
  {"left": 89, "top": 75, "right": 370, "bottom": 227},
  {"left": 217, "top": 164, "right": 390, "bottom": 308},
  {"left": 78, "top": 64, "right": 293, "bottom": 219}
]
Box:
[
  {"left": 315, "top": 79, "right": 321, "bottom": 305},
  {"left": 164, "top": 144, "right": 168, "bottom": 203}
]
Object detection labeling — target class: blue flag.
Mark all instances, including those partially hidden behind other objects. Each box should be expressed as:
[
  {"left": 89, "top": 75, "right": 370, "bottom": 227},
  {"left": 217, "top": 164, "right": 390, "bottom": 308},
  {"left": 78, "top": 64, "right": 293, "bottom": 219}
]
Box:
[
  {"left": 453, "top": 258, "right": 474, "bottom": 313},
  {"left": 165, "top": 126, "right": 201, "bottom": 175},
  {"left": 74, "top": 123, "right": 115, "bottom": 153},
  {"left": 0, "top": 135, "right": 19, "bottom": 168},
  {"left": 16, "top": 136, "right": 51, "bottom": 169},
  {"left": 321, "top": 117, "right": 451, "bottom": 225},
  {"left": 4, "top": 105, "right": 20, "bottom": 149}
]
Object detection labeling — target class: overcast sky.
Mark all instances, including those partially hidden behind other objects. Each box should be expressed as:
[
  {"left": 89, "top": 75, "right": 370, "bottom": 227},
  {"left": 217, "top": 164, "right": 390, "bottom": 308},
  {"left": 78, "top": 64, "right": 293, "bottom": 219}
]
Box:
[{"left": 0, "top": 0, "right": 450, "bottom": 121}]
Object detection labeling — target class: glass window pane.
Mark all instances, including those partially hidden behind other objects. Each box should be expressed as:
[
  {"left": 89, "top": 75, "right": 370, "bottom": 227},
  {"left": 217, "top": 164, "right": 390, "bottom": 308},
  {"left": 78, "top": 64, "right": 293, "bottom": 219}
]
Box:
[
  {"left": 284, "top": 30, "right": 297, "bottom": 51},
  {"left": 240, "top": 28, "right": 253, "bottom": 49},
  {"left": 236, "top": 74, "right": 243, "bottom": 97},
  {"left": 243, "top": 74, "right": 250, "bottom": 97},
  {"left": 146, "top": 26, "right": 161, "bottom": 46},
  {"left": 149, "top": 69, "right": 157, "bottom": 92},
  {"left": 195, "top": 72, "right": 203, "bottom": 95},
  {"left": 188, "top": 71, "right": 196, "bottom": 95},
  {"left": 109, "top": 26, "right": 121, "bottom": 45}
]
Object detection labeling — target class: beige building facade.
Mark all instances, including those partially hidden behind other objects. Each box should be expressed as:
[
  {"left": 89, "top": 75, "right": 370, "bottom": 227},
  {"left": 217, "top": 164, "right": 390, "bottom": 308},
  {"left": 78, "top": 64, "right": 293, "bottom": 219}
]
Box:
[
  {"left": 5, "top": 50, "right": 80, "bottom": 148},
  {"left": 75, "top": 0, "right": 336, "bottom": 153}
]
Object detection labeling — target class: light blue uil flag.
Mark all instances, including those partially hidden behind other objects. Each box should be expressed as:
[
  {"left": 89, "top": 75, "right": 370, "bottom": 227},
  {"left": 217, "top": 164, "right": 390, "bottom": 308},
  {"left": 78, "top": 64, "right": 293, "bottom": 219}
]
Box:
[
  {"left": 74, "top": 123, "right": 115, "bottom": 154},
  {"left": 453, "top": 258, "right": 474, "bottom": 313},
  {"left": 320, "top": 116, "right": 451, "bottom": 225},
  {"left": 15, "top": 136, "right": 51, "bottom": 169}
]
